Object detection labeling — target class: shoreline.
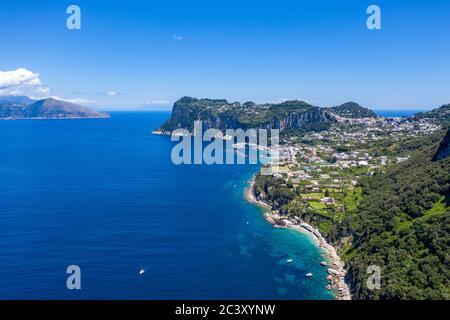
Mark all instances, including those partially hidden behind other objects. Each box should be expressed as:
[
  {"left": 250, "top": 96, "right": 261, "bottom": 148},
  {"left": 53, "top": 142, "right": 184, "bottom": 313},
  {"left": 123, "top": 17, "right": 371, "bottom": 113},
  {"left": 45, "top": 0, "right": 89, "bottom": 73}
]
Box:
[{"left": 244, "top": 174, "right": 351, "bottom": 300}]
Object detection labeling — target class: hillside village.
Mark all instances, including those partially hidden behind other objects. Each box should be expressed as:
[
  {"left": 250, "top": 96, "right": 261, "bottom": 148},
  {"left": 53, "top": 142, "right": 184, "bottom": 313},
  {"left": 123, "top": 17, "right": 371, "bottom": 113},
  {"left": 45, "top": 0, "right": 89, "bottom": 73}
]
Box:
[
  {"left": 250, "top": 109, "right": 447, "bottom": 299},
  {"left": 255, "top": 113, "right": 443, "bottom": 236}
]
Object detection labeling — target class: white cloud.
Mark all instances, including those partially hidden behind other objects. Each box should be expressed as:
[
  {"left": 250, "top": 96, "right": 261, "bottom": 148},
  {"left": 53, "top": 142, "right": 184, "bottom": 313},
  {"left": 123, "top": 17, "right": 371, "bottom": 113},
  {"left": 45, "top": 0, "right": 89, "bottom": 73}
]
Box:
[
  {"left": 0, "top": 68, "right": 50, "bottom": 98},
  {"left": 266, "top": 98, "right": 288, "bottom": 104},
  {"left": 0, "top": 68, "right": 39, "bottom": 89},
  {"left": 144, "top": 99, "right": 171, "bottom": 105},
  {"left": 50, "top": 96, "right": 97, "bottom": 105},
  {"left": 172, "top": 35, "right": 183, "bottom": 41},
  {"left": 266, "top": 98, "right": 310, "bottom": 104}
]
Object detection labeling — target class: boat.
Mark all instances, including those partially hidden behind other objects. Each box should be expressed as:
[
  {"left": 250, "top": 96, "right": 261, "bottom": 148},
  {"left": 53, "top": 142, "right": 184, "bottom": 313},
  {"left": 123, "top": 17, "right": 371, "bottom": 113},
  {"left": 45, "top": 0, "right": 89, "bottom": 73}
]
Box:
[
  {"left": 287, "top": 258, "right": 294, "bottom": 263},
  {"left": 306, "top": 273, "right": 313, "bottom": 277},
  {"left": 139, "top": 266, "right": 145, "bottom": 275},
  {"left": 320, "top": 261, "right": 328, "bottom": 266}
]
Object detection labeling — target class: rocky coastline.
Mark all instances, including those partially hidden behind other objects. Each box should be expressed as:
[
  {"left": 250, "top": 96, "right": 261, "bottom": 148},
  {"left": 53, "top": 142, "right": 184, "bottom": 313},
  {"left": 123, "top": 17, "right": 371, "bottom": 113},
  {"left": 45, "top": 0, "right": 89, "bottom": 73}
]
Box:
[{"left": 244, "top": 175, "right": 351, "bottom": 300}]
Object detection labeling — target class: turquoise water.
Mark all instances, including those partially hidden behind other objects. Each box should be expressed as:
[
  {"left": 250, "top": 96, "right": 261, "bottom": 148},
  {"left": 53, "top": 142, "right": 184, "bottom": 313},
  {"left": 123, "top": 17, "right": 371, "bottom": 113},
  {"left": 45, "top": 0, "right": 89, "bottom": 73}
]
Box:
[
  {"left": 375, "top": 110, "right": 425, "bottom": 117},
  {"left": 0, "top": 112, "right": 333, "bottom": 299}
]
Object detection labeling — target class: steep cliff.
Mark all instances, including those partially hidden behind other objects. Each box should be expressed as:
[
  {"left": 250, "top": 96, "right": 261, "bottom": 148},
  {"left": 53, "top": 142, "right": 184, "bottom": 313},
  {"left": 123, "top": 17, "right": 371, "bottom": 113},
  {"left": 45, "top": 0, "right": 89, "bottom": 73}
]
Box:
[
  {"left": 158, "top": 97, "right": 336, "bottom": 133},
  {"left": 433, "top": 128, "right": 450, "bottom": 161}
]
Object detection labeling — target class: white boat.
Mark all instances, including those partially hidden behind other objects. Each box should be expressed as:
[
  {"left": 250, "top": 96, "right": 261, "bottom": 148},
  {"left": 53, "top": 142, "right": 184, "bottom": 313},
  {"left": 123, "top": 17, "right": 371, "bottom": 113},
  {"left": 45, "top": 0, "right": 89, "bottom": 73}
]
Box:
[
  {"left": 287, "top": 258, "right": 294, "bottom": 263},
  {"left": 139, "top": 268, "right": 145, "bottom": 275},
  {"left": 306, "top": 273, "right": 313, "bottom": 277},
  {"left": 320, "top": 261, "right": 328, "bottom": 266}
]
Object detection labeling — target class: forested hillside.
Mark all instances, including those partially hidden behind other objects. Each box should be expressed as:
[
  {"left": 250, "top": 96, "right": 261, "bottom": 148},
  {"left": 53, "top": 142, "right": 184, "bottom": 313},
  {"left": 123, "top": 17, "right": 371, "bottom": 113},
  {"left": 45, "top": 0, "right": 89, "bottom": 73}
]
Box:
[
  {"left": 343, "top": 129, "right": 449, "bottom": 299},
  {"left": 328, "top": 102, "right": 377, "bottom": 118}
]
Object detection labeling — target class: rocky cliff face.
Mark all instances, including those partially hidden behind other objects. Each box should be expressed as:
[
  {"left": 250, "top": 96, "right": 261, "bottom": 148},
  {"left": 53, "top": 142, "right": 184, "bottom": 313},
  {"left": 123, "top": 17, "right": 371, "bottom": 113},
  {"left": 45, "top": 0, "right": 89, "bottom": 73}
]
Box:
[
  {"left": 257, "top": 108, "right": 335, "bottom": 131},
  {"left": 158, "top": 97, "right": 336, "bottom": 133},
  {"left": 433, "top": 129, "right": 450, "bottom": 161}
]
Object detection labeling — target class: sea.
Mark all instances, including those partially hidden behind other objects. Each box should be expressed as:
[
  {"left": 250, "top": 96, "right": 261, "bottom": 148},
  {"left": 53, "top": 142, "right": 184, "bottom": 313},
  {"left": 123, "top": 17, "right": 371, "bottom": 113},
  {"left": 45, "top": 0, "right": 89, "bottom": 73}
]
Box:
[
  {"left": 374, "top": 109, "right": 425, "bottom": 117},
  {"left": 0, "top": 110, "right": 420, "bottom": 299},
  {"left": 0, "top": 112, "right": 334, "bottom": 299}
]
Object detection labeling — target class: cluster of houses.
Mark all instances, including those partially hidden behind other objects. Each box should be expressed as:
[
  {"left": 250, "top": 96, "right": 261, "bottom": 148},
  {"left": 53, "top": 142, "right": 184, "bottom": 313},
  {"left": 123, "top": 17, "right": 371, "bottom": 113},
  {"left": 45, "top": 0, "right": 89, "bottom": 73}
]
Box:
[
  {"left": 307, "top": 116, "right": 441, "bottom": 145},
  {"left": 264, "top": 118, "right": 437, "bottom": 214},
  {"left": 261, "top": 114, "right": 441, "bottom": 215}
]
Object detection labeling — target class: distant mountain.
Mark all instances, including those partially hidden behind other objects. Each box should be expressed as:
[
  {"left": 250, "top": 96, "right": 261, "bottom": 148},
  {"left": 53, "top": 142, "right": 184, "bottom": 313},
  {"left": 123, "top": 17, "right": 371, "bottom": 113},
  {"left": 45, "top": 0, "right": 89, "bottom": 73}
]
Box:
[
  {"left": 157, "top": 97, "right": 336, "bottom": 133},
  {"left": 0, "top": 96, "right": 35, "bottom": 107},
  {"left": 0, "top": 96, "right": 109, "bottom": 119},
  {"left": 328, "top": 102, "right": 377, "bottom": 119}
]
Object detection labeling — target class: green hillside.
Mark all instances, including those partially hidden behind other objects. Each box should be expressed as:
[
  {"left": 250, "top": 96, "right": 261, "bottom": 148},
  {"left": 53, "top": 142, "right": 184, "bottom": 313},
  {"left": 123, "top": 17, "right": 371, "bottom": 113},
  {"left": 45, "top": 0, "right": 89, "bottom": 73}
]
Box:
[
  {"left": 328, "top": 102, "right": 378, "bottom": 118},
  {"left": 343, "top": 130, "right": 450, "bottom": 299}
]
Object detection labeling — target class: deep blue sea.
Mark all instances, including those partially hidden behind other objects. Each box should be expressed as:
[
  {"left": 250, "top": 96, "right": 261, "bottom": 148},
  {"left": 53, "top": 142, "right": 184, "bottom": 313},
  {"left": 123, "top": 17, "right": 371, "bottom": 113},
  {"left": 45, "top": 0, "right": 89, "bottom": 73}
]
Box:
[
  {"left": 375, "top": 110, "right": 426, "bottom": 117},
  {"left": 0, "top": 112, "right": 334, "bottom": 300}
]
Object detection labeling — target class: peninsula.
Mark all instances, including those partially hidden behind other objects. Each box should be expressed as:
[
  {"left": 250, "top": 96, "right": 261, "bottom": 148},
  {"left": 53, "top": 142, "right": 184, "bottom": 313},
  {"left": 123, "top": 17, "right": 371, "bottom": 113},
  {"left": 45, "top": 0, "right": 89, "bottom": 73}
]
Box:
[
  {"left": 0, "top": 96, "right": 109, "bottom": 120},
  {"left": 157, "top": 97, "right": 450, "bottom": 300}
]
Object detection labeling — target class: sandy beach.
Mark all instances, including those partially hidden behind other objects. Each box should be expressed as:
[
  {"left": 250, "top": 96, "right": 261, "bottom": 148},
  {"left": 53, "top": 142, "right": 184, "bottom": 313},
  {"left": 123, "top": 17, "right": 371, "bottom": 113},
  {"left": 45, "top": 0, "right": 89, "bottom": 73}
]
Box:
[{"left": 244, "top": 175, "right": 351, "bottom": 300}]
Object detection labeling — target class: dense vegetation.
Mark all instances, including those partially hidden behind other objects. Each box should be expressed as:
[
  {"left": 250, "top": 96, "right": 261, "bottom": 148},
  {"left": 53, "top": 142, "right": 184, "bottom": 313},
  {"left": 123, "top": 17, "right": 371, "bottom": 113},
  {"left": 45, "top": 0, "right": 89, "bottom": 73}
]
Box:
[
  {"left": 254, "top": 129, "right": 450, "bottom": 300},
  {"left": 253, "top": 175, "right": 297, "bottom": 210},
  {"left": 343, "top": 132, "right": 449, "bottom": 299}
]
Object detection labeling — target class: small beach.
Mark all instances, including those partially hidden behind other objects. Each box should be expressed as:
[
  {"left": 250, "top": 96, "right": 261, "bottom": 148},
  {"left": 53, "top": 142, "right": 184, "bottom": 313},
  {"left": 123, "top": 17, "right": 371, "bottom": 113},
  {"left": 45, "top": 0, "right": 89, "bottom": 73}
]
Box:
[{"left": 245, "top": 175, "right": 351, "bottom": 300}]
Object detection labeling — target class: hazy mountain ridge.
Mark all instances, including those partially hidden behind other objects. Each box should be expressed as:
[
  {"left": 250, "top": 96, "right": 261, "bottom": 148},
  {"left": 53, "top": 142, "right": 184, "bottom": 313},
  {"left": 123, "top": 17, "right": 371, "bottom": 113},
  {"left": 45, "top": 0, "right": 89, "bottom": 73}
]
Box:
[{"left": 0, "top": 96, "right": 109, "bottom": 119}]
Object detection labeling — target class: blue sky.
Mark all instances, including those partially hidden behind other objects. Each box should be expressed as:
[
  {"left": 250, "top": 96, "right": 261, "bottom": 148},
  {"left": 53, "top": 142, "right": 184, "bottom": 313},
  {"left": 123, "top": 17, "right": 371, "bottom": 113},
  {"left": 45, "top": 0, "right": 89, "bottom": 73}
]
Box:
[{"left": 0, "top": 0, "right": 449, "bottom": 110}]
